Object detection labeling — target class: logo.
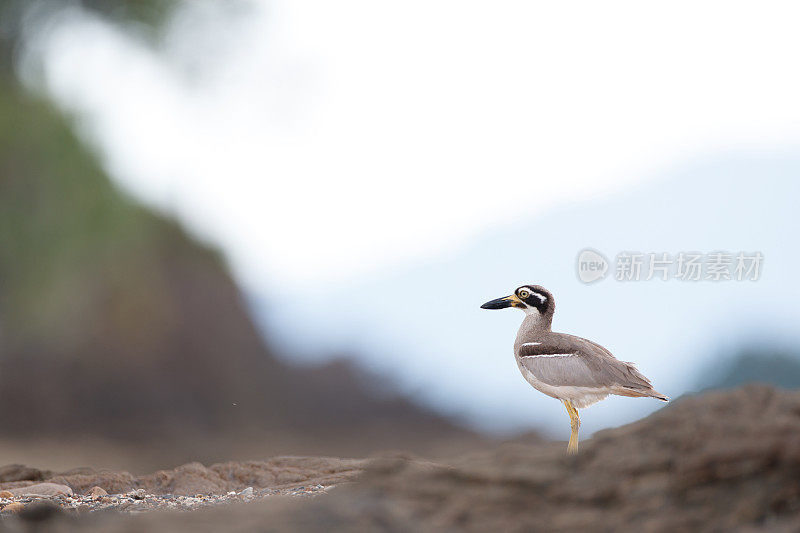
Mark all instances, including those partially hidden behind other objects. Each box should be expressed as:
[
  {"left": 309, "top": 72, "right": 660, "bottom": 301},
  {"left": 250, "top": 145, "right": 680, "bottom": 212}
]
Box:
[
  {"left": 576, "top": 248, "right": 609, "bottom": 284},
  {"left": 574, "top": 249, "right": 762, "bottom": 283}
]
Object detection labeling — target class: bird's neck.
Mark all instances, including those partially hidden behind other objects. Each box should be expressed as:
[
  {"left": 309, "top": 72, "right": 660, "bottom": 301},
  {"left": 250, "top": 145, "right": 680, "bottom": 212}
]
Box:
[{"left": 517, "top": 312, "right": 552, "bottom": 341}]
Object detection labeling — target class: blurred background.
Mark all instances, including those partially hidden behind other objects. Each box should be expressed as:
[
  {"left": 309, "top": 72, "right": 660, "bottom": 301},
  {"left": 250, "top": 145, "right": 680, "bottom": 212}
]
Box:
[{"left": 1, "top": 0, "right": 799, "bottom": 473}]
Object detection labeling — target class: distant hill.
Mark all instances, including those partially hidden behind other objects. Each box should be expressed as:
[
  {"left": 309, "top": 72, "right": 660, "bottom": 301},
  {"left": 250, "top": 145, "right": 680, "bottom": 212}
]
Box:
[
  {"left": 0, "top": 79, "right": 485, "bottom": 464},
  {"left": 696, "top": 348, "right": 800, "bottom": 391}
]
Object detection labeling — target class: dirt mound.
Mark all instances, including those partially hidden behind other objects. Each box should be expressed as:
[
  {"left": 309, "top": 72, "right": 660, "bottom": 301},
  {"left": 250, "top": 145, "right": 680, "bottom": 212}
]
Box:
[
  {"left": 314, "top": 384, "right": 799, "bottom": 532},
  {"left": 0, "top": 457, "right": 367, "bottom": 497},
  {"left": 3, "top": 385, "right": 800, "bottom": 532}
]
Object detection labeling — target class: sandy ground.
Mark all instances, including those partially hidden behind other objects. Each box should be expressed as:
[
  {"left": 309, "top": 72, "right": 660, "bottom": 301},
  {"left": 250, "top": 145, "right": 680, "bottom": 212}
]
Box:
[{"left": 0, "top": 424, "right": 505, "bottom": 475}]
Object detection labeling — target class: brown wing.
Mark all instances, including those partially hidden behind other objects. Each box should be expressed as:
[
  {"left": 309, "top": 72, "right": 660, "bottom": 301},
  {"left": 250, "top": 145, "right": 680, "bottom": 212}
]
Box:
[{"left": 517, "top": 333, "right": 656, "bottom": 392}]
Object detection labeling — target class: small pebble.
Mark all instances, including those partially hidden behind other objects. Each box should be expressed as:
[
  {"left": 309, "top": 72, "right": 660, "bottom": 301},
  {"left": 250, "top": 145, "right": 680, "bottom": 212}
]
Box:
[
  {"left": 19, "top": 500, "right": 61, "bottom": 521},
  {"left": 239, "top": 487, "right": 254, "bottom": 497},
  {"left": 0, "top": 490, "right": 14, "bottom": 499},
  {"left": 88, "top": 486, "right": 108, "bottom": 499},
  {"left": 2, "top": 502, "right": 25, "bottom": 513},
  {"left": 8, "top": 483, "right": 73, "bottom": 497}
]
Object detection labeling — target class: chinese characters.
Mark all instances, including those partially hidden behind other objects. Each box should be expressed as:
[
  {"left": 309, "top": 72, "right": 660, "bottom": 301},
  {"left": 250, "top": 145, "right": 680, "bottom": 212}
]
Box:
[{"left": 613, "top": 251, "right": 762, "bottom": 281}]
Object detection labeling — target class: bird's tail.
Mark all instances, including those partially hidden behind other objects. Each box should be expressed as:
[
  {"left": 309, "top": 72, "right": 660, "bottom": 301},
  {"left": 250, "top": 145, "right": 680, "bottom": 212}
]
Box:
[
  {"left": 616, "top": 386, "right": 670, "bottom": 402},
  {"left": 650, "top": 390, "right": 670, "bottom": 402},
  {"left": 620, "top": 362, "right": 669, "bottom": 401}
]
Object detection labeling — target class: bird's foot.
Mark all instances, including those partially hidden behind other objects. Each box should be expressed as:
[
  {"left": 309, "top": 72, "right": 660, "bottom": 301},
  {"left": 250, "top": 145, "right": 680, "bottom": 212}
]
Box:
[{"left": 567, "top": 437, "right": 579, "bottom": 455}]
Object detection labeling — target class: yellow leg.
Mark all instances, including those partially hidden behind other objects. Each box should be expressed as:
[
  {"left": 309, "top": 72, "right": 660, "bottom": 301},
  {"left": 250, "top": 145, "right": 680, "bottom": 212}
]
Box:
[{"left": 562, "top": 400, "right": 581, "bottom": 455}]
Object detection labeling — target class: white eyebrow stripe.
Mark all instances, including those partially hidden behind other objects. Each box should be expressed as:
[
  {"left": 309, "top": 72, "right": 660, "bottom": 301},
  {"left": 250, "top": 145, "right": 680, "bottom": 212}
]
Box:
[
  {"left": 520, "top": 353, "right": 577, "bottom": 359},
  {"left": 520, "top": 342, "right": 541, "bottom": 347}
]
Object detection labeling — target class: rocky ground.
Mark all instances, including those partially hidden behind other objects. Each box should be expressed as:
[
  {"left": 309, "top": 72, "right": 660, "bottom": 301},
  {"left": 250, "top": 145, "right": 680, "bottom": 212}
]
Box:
[
  {"left": 2, "top": 385, "right": 799, "bottom": 532},
  {"left": 0, "top": 456, "right": 366, "bottom": 518},
  {"left": 0, "top": 483, "right": 329, "bottom": 516}
]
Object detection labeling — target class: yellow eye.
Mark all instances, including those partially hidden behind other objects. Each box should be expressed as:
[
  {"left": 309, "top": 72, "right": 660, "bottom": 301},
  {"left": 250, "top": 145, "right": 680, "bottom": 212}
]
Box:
[{"left": 518, "top": 290, "right": 530, "bottom": 299}]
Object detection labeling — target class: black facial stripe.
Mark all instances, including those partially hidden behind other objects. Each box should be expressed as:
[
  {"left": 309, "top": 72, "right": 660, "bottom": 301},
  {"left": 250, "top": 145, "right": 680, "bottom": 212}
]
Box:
[{"left": 529, "top": 290, "right": 547, "bottom": 302}]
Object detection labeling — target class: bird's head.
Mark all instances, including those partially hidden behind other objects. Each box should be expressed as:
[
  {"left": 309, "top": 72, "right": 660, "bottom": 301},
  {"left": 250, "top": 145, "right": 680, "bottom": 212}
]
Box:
[{"left": 480, "top": 285, "right": 555, "bottom": 319}]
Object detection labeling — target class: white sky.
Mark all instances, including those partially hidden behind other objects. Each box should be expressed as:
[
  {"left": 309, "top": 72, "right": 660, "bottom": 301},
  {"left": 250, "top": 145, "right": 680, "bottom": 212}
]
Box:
[{"left": 23, "top": 0, "right": 800, "bottom": 292}]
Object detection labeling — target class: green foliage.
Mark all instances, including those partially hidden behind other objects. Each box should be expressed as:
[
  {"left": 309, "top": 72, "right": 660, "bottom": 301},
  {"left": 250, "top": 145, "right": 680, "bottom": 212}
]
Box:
[
  {"left": 0, "top": 79, "right": 221, "bottom": 350},
  {"left": 78, "top": 0, "right": 178, "bottom": 30},
  {"left": 0, "top": 0, "right": 180, "bottom": 76}
]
